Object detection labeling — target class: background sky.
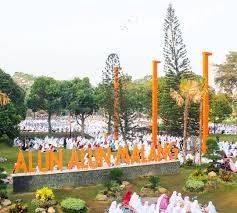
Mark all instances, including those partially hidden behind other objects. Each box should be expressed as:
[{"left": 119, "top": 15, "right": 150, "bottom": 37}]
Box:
[{"left": 0, "top": 0, "right": 236, "bottom": 86}]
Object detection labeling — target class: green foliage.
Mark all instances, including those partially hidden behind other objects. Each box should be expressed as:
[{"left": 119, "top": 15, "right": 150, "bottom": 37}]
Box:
[
  {"left": 61, "top": 197, "right": 86, "bottom": 213},
  {"left": 0, "top": 69, "right": 26, "bottom": 144},
  {"left": 103, "top": 180, "right": 113, "bottom": 191},
  {"left": 32, "top": 187, "right": 56, "bottom": 208},
  {"left": 10, "top": 203, "right": 28, "bottom": 213},
  {"left": 27, "top": 77, "right": 62, "bottom": 133},
  {"left": 210, "top": 93, "right": 232, "bottom": 124},
  {"left": 214, "top": 51, "right": 237, "bottom": 95},
  {"left": 0, "top": 167, "right": 8, "bottom": 199},
  {"left": 148, "top": 176, "right": 160, "bottom": 189},
  {"left": 219, "top": 169, "right": 232, "bottom": 182},
  {"left": 205, "top": 139, "right": 222, "bottom": 162},
  {"left": 185, "top": 179, "right": 205, "bottom": 192},
  {"left": 163, "top": 3, "right": 191, "bottom": 78},
  {"left": 158, "top": 76, "right": 200, "bottom": 136},
  {"left": 185, "top": 158, "right": 193, "bottom": 166},
  {"left": 64, "top": 78, "right": 97, "bottom": 136},
  {"left": 207, "top": 162, "right": 221, "bottom": 173},
  {"left": 12, "top": 72, "right": 35, "bottom": 97},
  {"left": 189, "top": 169, "right": 208, "bottom": 183},
  {"left": 107, "top": 168, "right": 124, "bottom": 184}
]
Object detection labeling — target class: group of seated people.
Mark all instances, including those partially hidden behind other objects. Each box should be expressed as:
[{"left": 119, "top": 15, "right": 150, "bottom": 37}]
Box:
[{"left": 209, "top": 123, "right": 237, "bottom": 135}]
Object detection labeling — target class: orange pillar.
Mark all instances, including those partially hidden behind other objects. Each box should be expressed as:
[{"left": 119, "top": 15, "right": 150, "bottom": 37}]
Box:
[
  {"left": 114, "top": 66, "right": 119, "bottom": 140},
  {"left": 202, "top": 52, "right": 212, "bottom": 155},
  {"left": 152, "top": 60, "right": 160, "bottom": 147}
]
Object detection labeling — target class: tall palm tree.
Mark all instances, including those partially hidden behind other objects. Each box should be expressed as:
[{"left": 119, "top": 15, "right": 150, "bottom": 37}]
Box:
[
  {"left": 0, "top": 91, "right": 10, "bottom": 106},
  {"left": 170, "top": 79, "right": 203, "bottom": 160}
]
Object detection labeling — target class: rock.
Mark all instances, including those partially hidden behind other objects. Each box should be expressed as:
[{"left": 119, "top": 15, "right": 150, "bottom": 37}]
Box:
[
  {"left": 35, "top": 208, "right": 46, "bottom": 212},
  {"left": 16, "top": 199, "right": 22, "bottom": 203},
  {"left": 48, "top": 207, "right": 56, "bottom": 213},
  {"left": 158, "top": 187, "right": 168, "bottom": 194},
  {"left": 95, "top": 194, "right": 109, "bottom": 201},
  {"left": 122, "top": 181, "right": 130, "bottom": 186},
  {"left": 1, "top": 199, "right": 11, "bottom": 206},
  {"left": 208, "top": 171, "right": 217, "bottom": 180},
  {"left": 0, "top": 205, "right": 2, "bottom": 209},
  {"left": 120, "top": 185, "right": 125, "bottom": 190}
]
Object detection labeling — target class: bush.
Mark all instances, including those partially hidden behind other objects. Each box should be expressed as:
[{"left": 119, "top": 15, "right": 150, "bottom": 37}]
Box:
[
  {"left": 207, "top": 162, "right": 221, "bottom": 173},
  {"left": 32, "top": 187, "right": 56, "bottom": 208},
  {"left": 185, "top": 158, "right": 193, "bottom": 166},
  {"left": 35, "top": 187, "right": 54, "bottom": 202},
  {"left": 103, "top": 180, "right": 119, "bottom": 191},
  {"left": 185, "top": 179, "right": 205, "bottom": 192},
  {"left": 189, "top": 169, "right": 208, "bottom": 183},
  {"left": 205, "top": 138, "right": 222, "bottom": 162},
  {"left": 61, "top": 198, "right": 86, "bottom": 213},
  {"left": 0, "top": 167, "right": 8, "bottom": 199},
  {"left": 107, "top": 168, "right": 124, "bottom": 184},
  {"left": 148, "top": 176, "right": 160, "bottom": 189},
  {"left": 219, "top": 169, "right": 232, "bottom": 182},
  {"left": 10, "top": 203, "right": 28, "bottom": 213}
]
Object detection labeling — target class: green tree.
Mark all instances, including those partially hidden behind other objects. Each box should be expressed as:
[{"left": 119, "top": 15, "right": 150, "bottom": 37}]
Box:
[
  {"left": 162, "top": 4, "right": 200, "bottom": 136},
  {"left": 118, "top": 75, "right": 141, "bottom": 140},
  {"left": 163, "top": 3, "right": 191, "bottom": 80},
  {"left": 170, "top": 79, "right": 203, "bottom": 158},
  {"left": 27, "top": 77, "right": 61, "bottom": 133},
  {"left": 68, "top": 78, "right": 97, "bottom": 136},
  {"left": 0, "top": 69, "right": 26, "bottom": 144},
  {"left": 210, "top": 93, "right": 232, "bottom": 127},
  {"left": 100, "top": 53, "right": 121, "bottom": 134},
  {"left": 214, "top": 52, "right": 237, "bottom": 95}
]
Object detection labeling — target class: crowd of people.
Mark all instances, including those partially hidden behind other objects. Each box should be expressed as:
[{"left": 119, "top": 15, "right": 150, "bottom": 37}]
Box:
[
  {"left": 14, "top": 133, "right": 187, "bottom": 166},
  {"left": 108, "top": 191, "right": 217, "bottom": 213},
  {"left": 209, "top": 123, "right": 237, "bottom": 135},
  {"left": 14, "top": 116, "right": 237, "bottom": 171}
]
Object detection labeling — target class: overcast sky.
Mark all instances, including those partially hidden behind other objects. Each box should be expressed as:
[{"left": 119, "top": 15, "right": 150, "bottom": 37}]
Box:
[{"left": 0, "top": 0, "right": 236, "bottom": 86}]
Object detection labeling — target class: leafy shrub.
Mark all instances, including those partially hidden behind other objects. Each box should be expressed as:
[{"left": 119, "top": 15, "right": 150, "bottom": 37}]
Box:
[
  {"left": 61, "top": 197, "right": 86, "bottom": 213},
  {"left": 205, "top": 139, "right": 222, "bottom": 162},
  {"left": 0, "top": 167, "right": 8, "bottom": 199},
  {"left": 189, "top": 169, "right": 208, "bottom": 183},
  {"left": 32, "top": 187, "right": 56, "bottom": 208},
  {"left": 185, "top": 158, "right": 193, "bottom": 166},
  {"left": 148, "top": 176, "right": 160, "bottom": 189},
  {"left": 185, "top": 179, "right": 205, "bottom": 192},
  {"left": 103, "top": 180, "right": 113, "bottom": 191},
  {"left": 207, "top": 162, "right": 221, "bottom": 173},
  {"left": 35, "top": 187, "right": 54, "bottom": 202},
  {"left": 103, "top": 180, "right": 119, "bottom": 191},
  {"left": 10, "top": 203, "right": 28, "bottom": 213},
  {"left": 219, "top": 169, "right": 232, "bottom": 182},
  {"left": 107, "top": 168, "right": 124, "bottom": 184}
]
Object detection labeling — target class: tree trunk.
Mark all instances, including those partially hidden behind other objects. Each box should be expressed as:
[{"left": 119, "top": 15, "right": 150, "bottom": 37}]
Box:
[
  {"left": 108, "top": 113, "right": 112, "bottom": 134},
  {"left": 183, "top": 99, "right": 189, "bottom": 161},
  {"left": 69, "top": 112, "right": 72, "bottom": 138},
  {"left": 199, "top": 101, "right": 203, "bottom": 165},
  {"left": 48, "top": 112, "right": 52, "bottom": 134},
  {"left": 81, "top": 114, "right": 85, "bottom": 137}
]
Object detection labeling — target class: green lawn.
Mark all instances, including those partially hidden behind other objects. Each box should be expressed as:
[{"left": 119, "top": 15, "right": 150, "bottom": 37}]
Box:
[{"left": 209, "top": 134, "right": 237, "bottom": 142}]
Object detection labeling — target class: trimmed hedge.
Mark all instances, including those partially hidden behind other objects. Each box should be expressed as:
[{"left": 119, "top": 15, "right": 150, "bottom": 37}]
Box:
[{"left": 61, "top": 198, "right": 86, "bottom": 213}]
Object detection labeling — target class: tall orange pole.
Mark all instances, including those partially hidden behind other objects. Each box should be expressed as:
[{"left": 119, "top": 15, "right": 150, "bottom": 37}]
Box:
[
  {"left": 152, "top": 60, "right": 160, "bottom": 147},
  {"left": 202, "top": 52, "right": 212, "bottom": 154},
  {"left": 114, "top": 66, "right": 119, "bottom": 140}
]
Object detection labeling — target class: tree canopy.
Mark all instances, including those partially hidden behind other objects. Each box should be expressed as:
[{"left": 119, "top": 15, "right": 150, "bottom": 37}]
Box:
[{"left": 0, "top": 69, "right": 26, "bottom": 144}]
